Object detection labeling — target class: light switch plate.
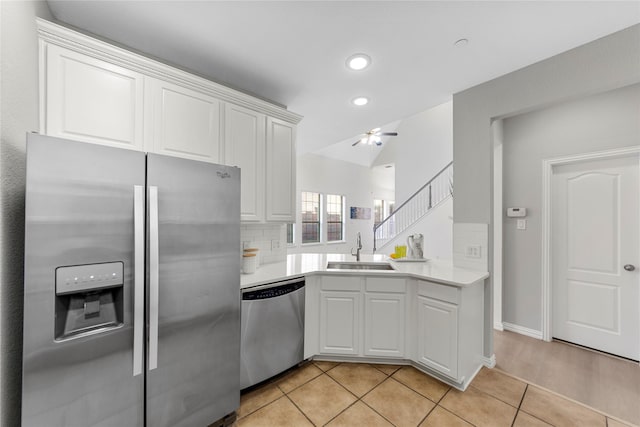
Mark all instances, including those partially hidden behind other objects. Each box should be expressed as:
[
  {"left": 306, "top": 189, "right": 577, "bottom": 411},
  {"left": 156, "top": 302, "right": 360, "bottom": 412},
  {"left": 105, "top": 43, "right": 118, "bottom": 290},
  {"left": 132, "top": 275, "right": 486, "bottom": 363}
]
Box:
[
  {"left": 517, "top": 219, "right": 527, "bottom": 230},
  {"left": 465, "top": 245, "right": 482, "bottom": 258},
  {"left": 271, "top": 239, "right": 280, "bottom": 250}
]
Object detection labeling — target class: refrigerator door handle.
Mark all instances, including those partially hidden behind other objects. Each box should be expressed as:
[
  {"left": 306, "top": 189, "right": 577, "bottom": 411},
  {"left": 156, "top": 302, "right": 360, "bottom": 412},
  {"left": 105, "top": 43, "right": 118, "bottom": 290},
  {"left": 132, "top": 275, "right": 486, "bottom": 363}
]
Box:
[
  {"left": 149, "top": 185, "right": 159, "bottom": 371},
  {"left": 133, "top": 185, "right": 144, "bottom": 376}
]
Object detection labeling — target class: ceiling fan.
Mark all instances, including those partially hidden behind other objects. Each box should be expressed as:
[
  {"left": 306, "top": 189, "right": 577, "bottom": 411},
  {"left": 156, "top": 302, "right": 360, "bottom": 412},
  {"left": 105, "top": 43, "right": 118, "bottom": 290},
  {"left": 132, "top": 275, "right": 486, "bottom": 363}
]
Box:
[{"left": 352, "top": 128, "right": 398, "bottom": 147}]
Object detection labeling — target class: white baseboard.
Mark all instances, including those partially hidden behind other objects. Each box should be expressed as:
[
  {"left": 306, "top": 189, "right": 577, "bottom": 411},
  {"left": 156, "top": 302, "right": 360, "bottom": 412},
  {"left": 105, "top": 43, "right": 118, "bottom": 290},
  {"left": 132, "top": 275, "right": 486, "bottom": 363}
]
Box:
[
  {"left": 493, "top": 321, "right": 504, "bottom": 331},
  {"left": 481, "top": 354, "right": 496, "bottom": 368},
  {"left": 502, "top": 322, "right": 543, "bottom": 340}
]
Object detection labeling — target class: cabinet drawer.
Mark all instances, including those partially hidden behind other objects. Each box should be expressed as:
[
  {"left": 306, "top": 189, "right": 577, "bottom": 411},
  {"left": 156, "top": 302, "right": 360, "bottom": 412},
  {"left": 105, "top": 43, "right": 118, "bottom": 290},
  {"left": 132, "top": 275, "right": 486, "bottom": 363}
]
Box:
[
  {"left": 417, "top": 281, "right": 459, "bottom": 304},
  {"left": 366, "top": 277, "right": 406, "bottom": 293},
  {"left": 321, "top": 276, "right": 362, "bottom": 291}
]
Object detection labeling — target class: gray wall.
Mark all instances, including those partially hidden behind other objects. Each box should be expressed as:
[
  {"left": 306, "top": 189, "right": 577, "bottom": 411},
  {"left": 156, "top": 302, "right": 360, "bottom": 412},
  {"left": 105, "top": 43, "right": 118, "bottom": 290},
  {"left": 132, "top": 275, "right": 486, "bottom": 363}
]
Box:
[
  {"left": 502, "top": 84, "right": 640, "bottom": 331},
  {"left": 452, "top": 24, "right": 640, "bottom": 355},
  {"left": 1, "top": 2, "right": 53, "bottom": 425}
]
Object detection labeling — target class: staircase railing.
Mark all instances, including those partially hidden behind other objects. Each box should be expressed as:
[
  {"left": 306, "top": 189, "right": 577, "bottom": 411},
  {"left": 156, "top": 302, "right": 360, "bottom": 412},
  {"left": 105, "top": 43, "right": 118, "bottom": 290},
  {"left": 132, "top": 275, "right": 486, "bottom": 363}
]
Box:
[{"left": 373, "top": 161, "right": 453, "bottom": 252}]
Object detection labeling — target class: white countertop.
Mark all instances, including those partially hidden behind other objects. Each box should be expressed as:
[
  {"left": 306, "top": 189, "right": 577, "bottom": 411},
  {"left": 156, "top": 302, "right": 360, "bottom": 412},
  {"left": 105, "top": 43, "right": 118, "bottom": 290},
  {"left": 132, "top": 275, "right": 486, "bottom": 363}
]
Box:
[{"left": 240, "top": 253, "right": 489, "bottom": 289}]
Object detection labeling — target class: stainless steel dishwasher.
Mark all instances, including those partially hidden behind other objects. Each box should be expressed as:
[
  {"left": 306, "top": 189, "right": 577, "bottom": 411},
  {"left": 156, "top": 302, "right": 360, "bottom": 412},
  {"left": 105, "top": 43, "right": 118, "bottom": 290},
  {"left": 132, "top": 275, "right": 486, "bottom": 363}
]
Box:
[{"left": 240, "top": 277, "right": 305, "bottom": 389}]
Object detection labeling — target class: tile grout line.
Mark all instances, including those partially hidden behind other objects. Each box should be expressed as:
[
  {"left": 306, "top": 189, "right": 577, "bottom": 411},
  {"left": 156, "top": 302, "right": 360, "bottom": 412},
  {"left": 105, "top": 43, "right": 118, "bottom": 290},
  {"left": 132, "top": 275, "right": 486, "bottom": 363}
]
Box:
[
  {"left": 432, "top": 388, "right": 482, "bottom": 427},
  {"left": 434, "top": 405, "right": 479, "bottom": 427},
  {"left": 509, "top": 384, "right": 527, "bottom": 427},
  {"left": 283, "top": 393, "right": 317, "bottom": 427},
  {"left": 389, "top": 368, "right": 452, "bottom": 405},
  {"left": 312, "top": 363, "right": 407, "bottom": 426},
  {"left": 353, "top": 375, "right": 399, "bottom": 426},
  {"left": 416, "top": 405, "right": 437, "bottom": 426},
  {"left": 358, "top": 397, "right": 398, "bottom": 427},
  {"left": 490, "top": 364, "right": 637, "bottom": 425},
  {"left": 292, "top": 364, "right": 388, "bottom": 427},
  {"left": 314, "top": 369, "right": 398, "bottom": 427},
  {"left": 276, "top": 362, "right": 324, "bottom": 395},
  {"left": 237, "top": 391, "right": 283, "bottom": 420}
]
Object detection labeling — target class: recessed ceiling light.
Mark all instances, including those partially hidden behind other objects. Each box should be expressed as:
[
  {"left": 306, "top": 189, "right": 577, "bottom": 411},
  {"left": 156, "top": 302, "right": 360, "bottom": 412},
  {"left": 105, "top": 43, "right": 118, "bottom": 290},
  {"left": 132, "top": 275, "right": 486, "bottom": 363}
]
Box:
[
  {"left": 454, "top": 38, "right": 469, "bottom": 48},
  {"left": 346, "top": 53, "right": 371, "bottom": 71},
  {"left": 352, "top": 97, "right": 369, "bottom": 106}
]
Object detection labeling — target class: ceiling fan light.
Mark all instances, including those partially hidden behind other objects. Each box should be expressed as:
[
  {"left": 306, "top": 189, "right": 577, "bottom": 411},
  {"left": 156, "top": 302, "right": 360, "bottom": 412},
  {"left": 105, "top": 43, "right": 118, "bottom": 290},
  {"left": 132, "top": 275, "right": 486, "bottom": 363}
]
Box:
[
  {"left": 346, "top": 53, "right": 371, "bottom": 71},
  {"left": 352, "top": 97, "right": 369, "bottom": 106}
]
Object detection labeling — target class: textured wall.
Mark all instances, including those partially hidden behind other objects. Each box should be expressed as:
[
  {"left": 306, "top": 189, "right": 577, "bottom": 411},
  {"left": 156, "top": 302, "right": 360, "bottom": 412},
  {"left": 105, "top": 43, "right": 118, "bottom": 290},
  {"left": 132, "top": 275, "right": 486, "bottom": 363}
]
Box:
[
  {"left": 1, "top": 2, "right": 53, "bottom": 425},
  {"left": 452, "top": 24, "right": 640, "bottom": 358},
  {"left": 502, "top": 84, "right": 640, "bottom": 332}
]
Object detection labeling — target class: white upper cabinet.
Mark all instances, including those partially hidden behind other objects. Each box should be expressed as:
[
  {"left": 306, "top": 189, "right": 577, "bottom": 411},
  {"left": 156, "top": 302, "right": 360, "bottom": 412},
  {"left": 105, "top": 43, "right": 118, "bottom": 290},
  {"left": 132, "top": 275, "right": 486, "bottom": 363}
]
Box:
[
  {"left": 224, "top": 103, "right": 265, "bottom": 222},
  {"left": 266, "top": 118, "right": 296, "bottom": 222},
  {"left": 148, "top": 80, "right": 221, "bottom": 163},
  {"left": 38, "top": 20, "right": 302, "bottom": 222},
  {"left": 44, "top": 44, "right": 144, "bottom": 150}
]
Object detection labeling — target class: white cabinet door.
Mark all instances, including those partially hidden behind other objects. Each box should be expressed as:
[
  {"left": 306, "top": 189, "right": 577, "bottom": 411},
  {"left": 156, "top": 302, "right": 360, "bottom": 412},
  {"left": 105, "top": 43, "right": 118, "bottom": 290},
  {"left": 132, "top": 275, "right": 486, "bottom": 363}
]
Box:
[
  {"left": 364, "top": 293, "right": 405, "bottom": 357},
  {"left": 149, "top": 79, "right": 221, "bottom": 163},
  {"left": 417, "top": 296, "right": 458, "bottom": 379},
  {"left": 265, "top": 117, "right": 296, "bottom": 222},
  {"left": 45, "top": 44, "right": 144, "bottom": 150},
  {"left": 319, "top": 291, "right": 361, "bottom": 355},
  {"left": 224, "top": 103, "right": 266, "bottom": 222}
]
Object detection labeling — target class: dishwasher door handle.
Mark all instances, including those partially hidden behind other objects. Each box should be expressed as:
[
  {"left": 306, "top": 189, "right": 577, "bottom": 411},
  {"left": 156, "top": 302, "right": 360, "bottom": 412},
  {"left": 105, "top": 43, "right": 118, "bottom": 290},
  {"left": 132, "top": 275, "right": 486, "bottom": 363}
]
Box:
[{"left": 242, "top": 278, "right": 305, "bottom": 294}]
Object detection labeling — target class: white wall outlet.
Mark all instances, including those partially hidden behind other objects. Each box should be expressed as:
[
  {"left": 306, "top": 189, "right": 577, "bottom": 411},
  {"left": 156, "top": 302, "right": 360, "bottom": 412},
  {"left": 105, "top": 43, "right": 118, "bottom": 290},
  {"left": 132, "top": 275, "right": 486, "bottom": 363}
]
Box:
[
  {"left": 465, "top": 245, "right": 482, "bottom": 258},
  {"left": 271, "top": 239, "right": 280, "bottom": 250},
  {"left": 517, "top": 219, "right": 527, "bottom": 230},
  {"left": 242, "top": 241, "right": 250, "bottom": 249}
]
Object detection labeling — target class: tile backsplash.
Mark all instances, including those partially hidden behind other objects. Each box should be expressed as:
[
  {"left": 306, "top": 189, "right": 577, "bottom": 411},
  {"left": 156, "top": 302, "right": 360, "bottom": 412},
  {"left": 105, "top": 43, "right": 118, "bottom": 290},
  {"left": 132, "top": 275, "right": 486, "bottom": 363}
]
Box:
[
  {"left": 453, "top": 223, "right": 489, "bottom": 270},
  {"left": 240, "top": 223, "right": 287, "bottom": 265}
]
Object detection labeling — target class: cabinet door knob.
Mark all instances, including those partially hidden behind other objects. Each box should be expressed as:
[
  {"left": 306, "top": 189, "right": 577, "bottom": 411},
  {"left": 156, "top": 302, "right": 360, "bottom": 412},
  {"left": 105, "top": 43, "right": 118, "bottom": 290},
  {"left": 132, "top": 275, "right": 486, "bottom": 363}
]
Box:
[{"left": 624, "top": 264, "right": 636, "bottom": 272}]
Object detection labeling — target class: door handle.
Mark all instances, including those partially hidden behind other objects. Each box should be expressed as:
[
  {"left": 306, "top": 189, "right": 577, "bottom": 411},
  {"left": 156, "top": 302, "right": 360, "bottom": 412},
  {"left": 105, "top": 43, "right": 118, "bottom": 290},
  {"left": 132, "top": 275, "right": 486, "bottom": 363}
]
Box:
[
  {"left": 624, "top": 264, "right": 636, "bottom": 272},
  {"left": 149, "top": 186, "right": 159, "bottom": 371},
  {"left": 133, "top": 186, "right": 144, "bottom": 376}
]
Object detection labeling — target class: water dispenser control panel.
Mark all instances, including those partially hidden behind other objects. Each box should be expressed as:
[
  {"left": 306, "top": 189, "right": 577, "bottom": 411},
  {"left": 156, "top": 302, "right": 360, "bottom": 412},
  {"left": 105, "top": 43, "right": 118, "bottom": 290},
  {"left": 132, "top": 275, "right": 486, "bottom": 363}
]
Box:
[{"left": 56, "top": 262, "right": 124, "bottom": 295}]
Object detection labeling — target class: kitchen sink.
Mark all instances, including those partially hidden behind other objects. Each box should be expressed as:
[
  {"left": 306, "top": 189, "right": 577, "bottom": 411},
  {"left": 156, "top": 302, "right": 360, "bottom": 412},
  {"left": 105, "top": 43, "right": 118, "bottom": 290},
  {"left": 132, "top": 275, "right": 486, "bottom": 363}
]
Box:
[{"left": 326, "top": 261, "right": 395, "bottom": 271}]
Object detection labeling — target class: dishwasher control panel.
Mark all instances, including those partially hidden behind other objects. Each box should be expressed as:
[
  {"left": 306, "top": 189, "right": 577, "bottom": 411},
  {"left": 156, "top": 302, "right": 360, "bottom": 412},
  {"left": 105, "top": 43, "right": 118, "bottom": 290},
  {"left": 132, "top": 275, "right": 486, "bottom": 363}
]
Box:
[{"left": 242, "top": 280, "right": 305, "bottom": 300}]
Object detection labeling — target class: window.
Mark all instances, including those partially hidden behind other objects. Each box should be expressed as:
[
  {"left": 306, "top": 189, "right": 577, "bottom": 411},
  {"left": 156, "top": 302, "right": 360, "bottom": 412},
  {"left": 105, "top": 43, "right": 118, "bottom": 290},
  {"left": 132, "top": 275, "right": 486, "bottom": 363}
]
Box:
[
  {"left": 301, "top": 191, "right": 321, "bottom": 244},
  {"left": 374, "top": 199, "right": 384, "bottom": 227},
  {"left": 326, "top": 194, "right": 344, "bottom": 242},
  {"left": 374, "top": 199, "right": 395, "bottom": 228},
  {"left": 299, "top": 192, "right": 346, "bottom": 245},
  {"left": 286, "top": 223, "right": 294, "bottom": 245}
]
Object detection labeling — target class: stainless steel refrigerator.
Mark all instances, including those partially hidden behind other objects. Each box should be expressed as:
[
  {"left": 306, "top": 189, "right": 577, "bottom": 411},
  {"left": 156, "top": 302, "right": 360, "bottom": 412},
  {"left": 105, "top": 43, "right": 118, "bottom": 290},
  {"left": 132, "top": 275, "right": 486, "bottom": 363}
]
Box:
[{"left": 22, "top": 133, "right": 241, "bottom": 427}]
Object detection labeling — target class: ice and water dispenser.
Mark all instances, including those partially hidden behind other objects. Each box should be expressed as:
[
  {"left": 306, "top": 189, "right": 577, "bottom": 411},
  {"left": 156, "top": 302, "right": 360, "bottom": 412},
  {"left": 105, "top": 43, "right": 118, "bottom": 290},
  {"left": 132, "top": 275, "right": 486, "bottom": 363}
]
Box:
[{"left": 54, "top": 261, "right": 125, "bottom": 340}]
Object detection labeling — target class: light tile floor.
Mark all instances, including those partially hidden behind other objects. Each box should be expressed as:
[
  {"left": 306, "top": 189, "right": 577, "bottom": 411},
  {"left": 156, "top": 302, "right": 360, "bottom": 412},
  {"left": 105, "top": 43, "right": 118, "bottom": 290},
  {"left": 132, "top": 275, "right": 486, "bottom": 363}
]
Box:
[{"left": 236, "top": 360, "right": 635, "bottom": 427}]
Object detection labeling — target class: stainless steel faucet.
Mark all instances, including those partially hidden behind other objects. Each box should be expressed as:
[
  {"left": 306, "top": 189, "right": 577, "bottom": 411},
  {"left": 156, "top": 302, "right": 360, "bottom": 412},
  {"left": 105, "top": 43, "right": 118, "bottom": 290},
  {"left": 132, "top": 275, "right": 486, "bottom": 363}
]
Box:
[{"left": 351, "top": 232, "right": 362, "bottom": 261}]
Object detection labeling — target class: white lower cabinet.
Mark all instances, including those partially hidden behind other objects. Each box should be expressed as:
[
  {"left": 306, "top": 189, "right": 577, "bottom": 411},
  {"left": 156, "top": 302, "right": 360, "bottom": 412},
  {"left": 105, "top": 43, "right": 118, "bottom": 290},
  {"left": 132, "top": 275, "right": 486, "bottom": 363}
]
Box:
[
  {"left": 319, "top": 291, "right": 361, "bottom": 355},
  {"left": 316, "top": 275, "right": 362, "bottom": 356},
  {"left": 312, "top": 275, "right": 407, "bottom": 358},
  {"left": 416, "top": 296, "right": 458, "bottom": 379},
  {"left": 305, "top": 274, "right": 484, "bottom": 390},
  {"left": 364, "top": 277, "right": 406, "bottom": 358}
]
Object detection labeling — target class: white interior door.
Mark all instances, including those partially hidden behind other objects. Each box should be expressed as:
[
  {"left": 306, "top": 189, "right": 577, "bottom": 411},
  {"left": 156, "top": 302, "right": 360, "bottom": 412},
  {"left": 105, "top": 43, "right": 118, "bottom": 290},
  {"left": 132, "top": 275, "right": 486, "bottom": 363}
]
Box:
[{"left": 552, "top": 154, "right": 639, "bottom": 360}]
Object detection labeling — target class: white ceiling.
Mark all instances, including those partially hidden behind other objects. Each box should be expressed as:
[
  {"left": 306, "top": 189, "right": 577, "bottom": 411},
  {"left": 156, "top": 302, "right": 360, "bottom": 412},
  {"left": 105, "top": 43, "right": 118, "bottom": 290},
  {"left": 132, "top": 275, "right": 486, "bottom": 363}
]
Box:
[{"left": 46, "top": 1, "right": 640, "bottom": 163}]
